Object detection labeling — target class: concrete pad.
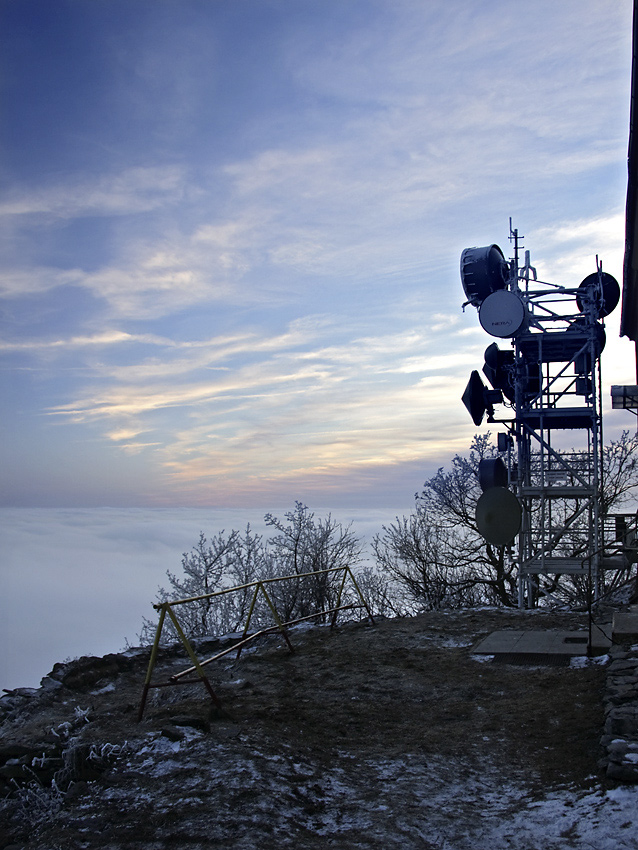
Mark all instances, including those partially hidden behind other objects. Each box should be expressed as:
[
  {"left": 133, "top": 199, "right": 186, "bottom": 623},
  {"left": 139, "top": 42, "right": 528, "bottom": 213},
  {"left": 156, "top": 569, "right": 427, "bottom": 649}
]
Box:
[
  {"left": 471, "top": 628, "right": 611, "bottom": 662},
  {"left": 612, "top": 613, "right": 638, "bottom": 645}
]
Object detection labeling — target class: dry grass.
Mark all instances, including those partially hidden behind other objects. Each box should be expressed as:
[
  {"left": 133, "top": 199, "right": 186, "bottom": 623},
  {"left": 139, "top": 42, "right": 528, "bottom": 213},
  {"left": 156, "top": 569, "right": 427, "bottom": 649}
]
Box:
[{"left": 0, "top": 608, "right": 609, "bottom": 848}]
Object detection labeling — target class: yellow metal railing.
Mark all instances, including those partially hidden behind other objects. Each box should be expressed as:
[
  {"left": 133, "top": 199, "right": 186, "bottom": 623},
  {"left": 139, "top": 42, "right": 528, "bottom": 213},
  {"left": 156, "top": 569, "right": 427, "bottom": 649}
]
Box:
[{"left": 138, "top": 565, "right": 374, "bottom": 720}]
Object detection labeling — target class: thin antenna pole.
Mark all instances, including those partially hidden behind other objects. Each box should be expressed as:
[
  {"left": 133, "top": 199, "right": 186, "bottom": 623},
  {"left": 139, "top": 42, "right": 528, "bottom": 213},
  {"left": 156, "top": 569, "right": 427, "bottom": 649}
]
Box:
[{"left": 509, "top": 217, "right": 521, "bottom": 285}]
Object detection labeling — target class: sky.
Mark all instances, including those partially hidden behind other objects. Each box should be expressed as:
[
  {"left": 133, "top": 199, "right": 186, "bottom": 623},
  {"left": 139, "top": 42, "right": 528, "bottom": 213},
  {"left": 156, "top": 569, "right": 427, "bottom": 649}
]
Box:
[{"left": 1, "top": 0, "right": 636, "bottom": 510}]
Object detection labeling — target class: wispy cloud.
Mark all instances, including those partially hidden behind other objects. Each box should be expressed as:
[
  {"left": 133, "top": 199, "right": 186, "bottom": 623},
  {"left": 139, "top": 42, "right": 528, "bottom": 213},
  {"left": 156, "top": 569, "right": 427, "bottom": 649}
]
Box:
[
  {"left": 39, "top": 314, "right": 478, "bottom": 504},
  {"left": 0, "top": 0, "right": 631, "bottom": 507},
  {"left": 529, "top": 213, "right": 625, "bottom": 283},
  {"left": 0, "top": 268, "right": 85, "bottom": 299},
  {"left": 0, "top": 330, "right": 170, "bottom": 352},
  {"left": 0, "top": 166, "right": 186, "bottom": 218}
]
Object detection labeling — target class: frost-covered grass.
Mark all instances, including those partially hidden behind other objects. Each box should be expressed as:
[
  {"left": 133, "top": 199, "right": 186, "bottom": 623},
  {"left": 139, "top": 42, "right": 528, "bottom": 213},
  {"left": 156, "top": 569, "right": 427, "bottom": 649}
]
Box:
[{"left": 1, "top": 608, "right": 632, "bottom": 849}]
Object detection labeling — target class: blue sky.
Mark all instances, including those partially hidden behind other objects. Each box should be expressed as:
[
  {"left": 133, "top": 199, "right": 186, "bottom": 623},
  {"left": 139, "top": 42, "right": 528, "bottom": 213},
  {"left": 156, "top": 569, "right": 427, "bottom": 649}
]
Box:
[{"left": 1, "top": 0, "right": 635, "bottom": 509}]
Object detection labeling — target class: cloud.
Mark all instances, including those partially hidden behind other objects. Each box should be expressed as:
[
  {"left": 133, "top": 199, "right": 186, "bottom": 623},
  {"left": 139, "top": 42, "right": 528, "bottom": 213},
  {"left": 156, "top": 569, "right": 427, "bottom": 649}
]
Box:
[
  {"left": 2, "top": 6, "right": 628, "bottom": 320},
  {"left": 80, "top": 260, "right": 225, "bottom": 320},
  {"left": 0, "top": 166, "right": 186, "bottom": 219},
  {"left": 117, "top": 441, "right": 164, "bottom": 455},
  {"left": 0, "top": 268, "right": 85, "bottom": 300},
  {"left": 0, "top": 330, "right": 171, "bottom": 352},
  {"left": 48, "top": 359, "right": 339, "bottom": 421},
  {"left": 528, "top": 213, "right": 625, "bottom": 284},
  {"left": 103, "top": 325, "right": 324, "bottom": 383},
  {"left": 39, "top": 313, "right": 474, "bottom": 493},
  {"left": 0, "top": 0, "right": 631, "bottom": 508}
]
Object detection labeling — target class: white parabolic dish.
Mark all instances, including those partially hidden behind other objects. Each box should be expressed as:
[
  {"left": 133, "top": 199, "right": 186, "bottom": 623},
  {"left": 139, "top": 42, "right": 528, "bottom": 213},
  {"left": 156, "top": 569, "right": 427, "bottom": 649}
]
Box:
[{"left": 479, "top": 290, "right": 527, "bottom": 338}]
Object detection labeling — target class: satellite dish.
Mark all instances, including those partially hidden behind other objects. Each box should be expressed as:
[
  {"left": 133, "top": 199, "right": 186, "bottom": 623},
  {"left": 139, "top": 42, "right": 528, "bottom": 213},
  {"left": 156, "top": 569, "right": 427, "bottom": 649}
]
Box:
[
  {"left": 479, "top": 290, "right": 528, "bottom": 338},
  {"left": 475, "top": 487, "right": 522, "bottom": 546},
  {"left": 483, "top": 342, "right": 515, "bottom": 402},
  {"left": 462, "top": 371, "right": 503, "bottom": 425},
  {"left": 521, "top": 360, "right": 541, "bottom": 397},
  {"left": 576, "top": 272, "right": 620, "bottom": 318},
  {"left": 478, "top": 457, "right": 508, "bottom": 491},
  {"left": 567, "top": 318, "right": 607, "bottom": 373},
  {"left": 460, "top": 244, "right": 509, "bottom": 307},
  {"left": 462, "top": 371, "right": 488, "bottom": 426},
  {"left": 568, "top": 317, "right": 606, "bottom": 350}
]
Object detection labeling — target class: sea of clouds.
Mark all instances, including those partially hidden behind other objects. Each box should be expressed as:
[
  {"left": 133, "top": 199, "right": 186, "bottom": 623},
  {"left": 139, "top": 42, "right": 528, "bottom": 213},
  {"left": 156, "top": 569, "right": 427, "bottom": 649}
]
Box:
[{"left": 0, "top": 505, "right": 410, "bottom": 691}]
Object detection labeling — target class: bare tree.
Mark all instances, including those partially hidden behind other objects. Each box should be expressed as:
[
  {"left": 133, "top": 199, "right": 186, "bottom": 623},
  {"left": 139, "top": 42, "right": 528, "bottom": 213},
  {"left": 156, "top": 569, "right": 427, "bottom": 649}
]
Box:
[
  {"left": 601, "top": 430, "right": 638, "bottom": 514},
  {"left": 373, "top": 512, "right": 483, "bottom": 612},
  {"left": 374, "top": 435, "right": 516, "bottom": 610},
  {"left": 139, "top": 526, "right": 267, "bottom": 644},
  {"left": 139, "top": 504, "right": 366, "bottom": 644},
  {"left": 375, "top": 431, "right": 638, "bottom": 611},
  {"left": 417, "top": 433, "right": 517, "bottom": 606},
  {"left": 264, "top": 502, "right": 364, "bottom": 621},
  {"left": 352, "top": 564, "right": 398, "bottom": 617}
]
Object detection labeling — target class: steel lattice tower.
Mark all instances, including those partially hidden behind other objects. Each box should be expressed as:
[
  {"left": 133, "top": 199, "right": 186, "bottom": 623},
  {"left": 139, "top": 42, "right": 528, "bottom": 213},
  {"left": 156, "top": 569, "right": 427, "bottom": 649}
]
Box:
[{"left": 460, "top": 224, "right": 620, "bottom": 607}]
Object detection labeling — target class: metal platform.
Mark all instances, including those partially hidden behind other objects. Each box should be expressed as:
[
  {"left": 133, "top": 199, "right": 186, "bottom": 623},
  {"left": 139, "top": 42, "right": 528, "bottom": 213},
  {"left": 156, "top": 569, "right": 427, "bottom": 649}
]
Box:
[
  {"left": 521, "top": 558, "right": 590, "bottom": 575},
  {"left": 519, "top": 486, "right": 594, "bottom": 498},
  {"left": 517, "top": 408, "right": 596, "bottom": 429},
  {"left": 517, "top": 330, "right": 593, "bottom": 363}
]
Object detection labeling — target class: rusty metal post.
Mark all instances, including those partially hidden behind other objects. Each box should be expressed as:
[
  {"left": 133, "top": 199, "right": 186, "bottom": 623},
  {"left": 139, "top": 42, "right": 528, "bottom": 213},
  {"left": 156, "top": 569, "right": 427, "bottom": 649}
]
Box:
[
  {"left": 164, "top": 604, "right": 224, "bottom": 711},
  {"left": 346, "top": 566, "right": 375, "bottom": 624},
  {"left": 330, "top": 567, "right": 349, "bottom": 628},
  {"left": 138, "top": 604, "right": 167, "bottom": 721},
  {"left": 236, "top": 583, "right": 261, "bottom": 660},
  {"left": 257, "top": 582, "right": 295, "bottom": 653}
]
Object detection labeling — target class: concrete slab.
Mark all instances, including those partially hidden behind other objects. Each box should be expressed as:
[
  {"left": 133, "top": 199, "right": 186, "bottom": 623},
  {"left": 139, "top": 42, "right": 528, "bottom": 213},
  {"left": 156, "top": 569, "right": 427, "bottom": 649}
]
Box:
[
  {"left": 471, "top": 627, "right": 611, "bottom": 663},
  {"left": 612, "top": 613, "right": 638, "bottom": 645}
]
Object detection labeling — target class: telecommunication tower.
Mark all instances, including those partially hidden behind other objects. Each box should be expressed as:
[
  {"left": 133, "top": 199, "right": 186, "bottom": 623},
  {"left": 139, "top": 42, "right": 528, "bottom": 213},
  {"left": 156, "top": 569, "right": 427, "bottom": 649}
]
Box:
[{"left": 460, "top": 222, "right": 620, "bottom": 607}]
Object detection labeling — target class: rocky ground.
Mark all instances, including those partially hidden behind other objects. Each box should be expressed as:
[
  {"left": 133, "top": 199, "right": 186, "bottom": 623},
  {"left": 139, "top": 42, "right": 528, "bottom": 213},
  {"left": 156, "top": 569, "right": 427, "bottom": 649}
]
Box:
[{"left": 1, "top": 608, "right": 636, "bottom": 849}]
